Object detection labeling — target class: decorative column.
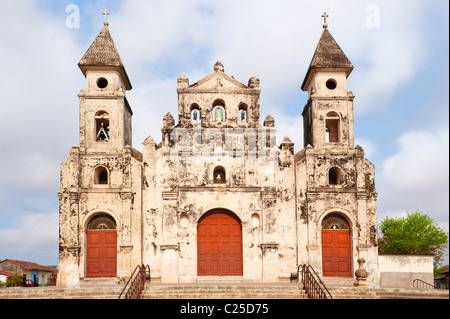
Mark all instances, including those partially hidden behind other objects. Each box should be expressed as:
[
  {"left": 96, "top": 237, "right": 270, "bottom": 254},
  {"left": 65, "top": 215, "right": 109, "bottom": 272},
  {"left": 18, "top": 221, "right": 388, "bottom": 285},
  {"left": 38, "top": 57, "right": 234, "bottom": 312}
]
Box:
[
  {"left": 160, "top": 245, "right": 180, "bottom": 283},
  {"left": 161, "top": 191, "right": 179, "bottom": 283},
  {"left": 260, "top": 243, "right": 279, "bottom": 282},
  {"left": 66, "top": 246, "right": 81, "bottom": 288},
  {"left": 119, "top": 191, "right": 134, "bottom": 279}
]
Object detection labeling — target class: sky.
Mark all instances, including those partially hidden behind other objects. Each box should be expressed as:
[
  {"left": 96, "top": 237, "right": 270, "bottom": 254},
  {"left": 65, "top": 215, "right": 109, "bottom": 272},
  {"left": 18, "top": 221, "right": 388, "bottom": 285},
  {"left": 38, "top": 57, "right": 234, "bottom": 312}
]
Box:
[{"left": 0, "top": 0, "right": 448, "bottom": 267}]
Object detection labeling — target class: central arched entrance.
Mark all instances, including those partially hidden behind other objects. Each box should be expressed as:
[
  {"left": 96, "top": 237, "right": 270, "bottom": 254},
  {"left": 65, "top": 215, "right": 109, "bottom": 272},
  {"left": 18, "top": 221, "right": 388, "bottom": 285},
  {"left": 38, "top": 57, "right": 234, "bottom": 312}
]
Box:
[
  {"left": 86, "top": 214, "right": 117, "bottom": 278},
  {"left": 197, "top": 209, "right": 243, "bottom": 276},
  {"left": 321, "top": 213, "right": 352, "bottom": 277}
]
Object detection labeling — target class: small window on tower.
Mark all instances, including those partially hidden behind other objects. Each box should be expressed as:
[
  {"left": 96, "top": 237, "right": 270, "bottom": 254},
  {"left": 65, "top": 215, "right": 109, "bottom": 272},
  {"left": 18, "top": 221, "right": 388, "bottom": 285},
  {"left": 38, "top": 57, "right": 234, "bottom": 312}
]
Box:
[
  {"left": 97, "top": 77, "right": 108, "bottom": 89},
  {"left": 326, "top": 79, "right": 337, "bottom": 90},
  {"left": 95, "top": 111, "right": 110, "bottom": 142},
  {"left": 213, "top": 166, "right": 226, "bottom": 184},
  {"left": 329, "top": 167, "right": 341, "bottom": 185},
  {"left": 325, "top": 112, "right": 340, "bottom": 143},
  {"left": 94, "top": 166, "right": 109, "bottom": 185}
]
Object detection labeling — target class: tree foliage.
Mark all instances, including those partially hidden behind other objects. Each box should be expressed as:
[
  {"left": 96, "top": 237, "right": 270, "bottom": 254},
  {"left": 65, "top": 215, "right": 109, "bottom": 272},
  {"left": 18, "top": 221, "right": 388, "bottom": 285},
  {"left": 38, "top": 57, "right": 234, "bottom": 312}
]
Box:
[{"left": 378, "top": 210, "right": 448, "bottom": 265}]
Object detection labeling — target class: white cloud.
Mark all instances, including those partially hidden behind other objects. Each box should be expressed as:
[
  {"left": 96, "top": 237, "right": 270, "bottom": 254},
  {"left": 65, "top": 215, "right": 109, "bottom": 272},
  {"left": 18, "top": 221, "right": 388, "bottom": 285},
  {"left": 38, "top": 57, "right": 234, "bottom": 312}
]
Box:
[
  {"left": 355, "top": 137, "right": 377, "bottom": 160},
  {"left": 0, "top": 212, "right": 59, "bottom": 263},
  {"left": 0, "top": 1, "right": 82, "bottom": 194},
  {"left": 378, "top": 127, "right": 449, "bottom": 226}
]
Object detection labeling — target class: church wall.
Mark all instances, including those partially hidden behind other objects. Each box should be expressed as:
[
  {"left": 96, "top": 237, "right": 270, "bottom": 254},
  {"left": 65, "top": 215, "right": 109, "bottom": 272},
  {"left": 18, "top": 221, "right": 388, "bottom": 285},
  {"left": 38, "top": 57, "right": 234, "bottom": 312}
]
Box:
[
  {"left": 58, "top": 147, "right": 143, "bottom": 285},
  {"left": 141, "top": 138, "right": 301, "bottom": 282},
  {"left": 294, "top": 145, "right": 378, "bottom": 284}
]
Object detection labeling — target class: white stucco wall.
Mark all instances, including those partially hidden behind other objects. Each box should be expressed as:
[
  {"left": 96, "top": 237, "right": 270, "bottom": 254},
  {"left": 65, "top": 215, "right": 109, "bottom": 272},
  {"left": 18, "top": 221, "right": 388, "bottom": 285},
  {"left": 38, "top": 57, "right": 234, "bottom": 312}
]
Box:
[{"left": 378, "top": 255, "right": 434, "bottom": 288}]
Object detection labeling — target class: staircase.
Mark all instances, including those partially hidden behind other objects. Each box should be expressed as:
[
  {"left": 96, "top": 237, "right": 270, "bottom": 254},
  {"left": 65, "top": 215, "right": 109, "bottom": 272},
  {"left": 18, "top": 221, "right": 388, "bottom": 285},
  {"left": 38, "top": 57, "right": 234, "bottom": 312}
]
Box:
[
  {"left": 327, "top": 287, "right": 449, "bottom": 299},
  {"left": 141, "top": 283, "right": 307, "bottom": 299},
  {"left": 0, "top": 282, "right": 447, "bottom": 300},
  {"left": 0, "top": 285, "right": 124, "bottom": 299}
]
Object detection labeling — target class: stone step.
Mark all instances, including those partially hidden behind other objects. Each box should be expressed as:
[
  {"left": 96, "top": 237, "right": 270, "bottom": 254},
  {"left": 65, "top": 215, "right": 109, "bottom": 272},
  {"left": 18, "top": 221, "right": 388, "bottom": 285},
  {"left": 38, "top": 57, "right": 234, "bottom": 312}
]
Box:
[
  {"left": 141, "top": 284, "right": 307, "bottom": 299},
  {"left": 0, "top": 286, "right": 123, "bottom": 299},
  {"left": 144, "top": 293, "right": 306, "bottom": 299},
  {"left": 327, "top": 287, "right": 449, "bottom": 299}
]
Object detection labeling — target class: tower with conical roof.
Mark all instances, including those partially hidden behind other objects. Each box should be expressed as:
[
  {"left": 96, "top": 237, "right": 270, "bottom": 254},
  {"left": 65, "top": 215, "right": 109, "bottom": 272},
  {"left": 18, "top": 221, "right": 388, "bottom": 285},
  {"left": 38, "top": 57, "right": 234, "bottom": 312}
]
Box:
[
  {"left": 301, "top": 18, "right": 355, "bottom": 149},
  {"left": 78, "top": 14, "right": 133, "bottom": 152},
  {"left": 297, "top": 15, "right": 378, "bottom": 281},
  {"left": 58, "top": 13, "right": 143, "bottom": 286}
]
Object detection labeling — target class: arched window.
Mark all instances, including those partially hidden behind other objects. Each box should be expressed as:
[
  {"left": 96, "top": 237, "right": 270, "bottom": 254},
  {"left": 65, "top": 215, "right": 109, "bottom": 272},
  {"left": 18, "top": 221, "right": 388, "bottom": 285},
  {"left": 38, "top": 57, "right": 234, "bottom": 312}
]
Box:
[
  {"left": 325, "top": 111, "right": 340, "bottom": 143},
  {"left": 88, "top": 214, "right": 117, "bottom": 230},
  {"left": 191, "top": 104, "right": 200, "bottom": 123},
  {"left": 322, "top": 213, "right": 350, "bottom": 230},
  {"left": 94, "top": 166, "right": 109, "bottom": 185},
  {"left": 238, "top": 104, "right": 248, "bottom": 123},
  {"left": 213, "top": 166, "right": 226, "bottom": 184},
  {"left": 95, "top": 111, "right": 110, "bottom": 142},
  {"left": 212, "top": 101, "right": 226, "bottom": 122},
  {"left": 329, "top": 167, "right": 341, "bottom": 185}
]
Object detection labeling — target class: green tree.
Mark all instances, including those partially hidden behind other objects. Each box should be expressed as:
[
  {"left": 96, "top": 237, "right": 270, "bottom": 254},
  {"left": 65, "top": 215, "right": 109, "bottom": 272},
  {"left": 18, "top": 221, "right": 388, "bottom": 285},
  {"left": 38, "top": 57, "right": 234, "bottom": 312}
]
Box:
[{"left": 378, "top": 210, "right": 449, "bottom": 266}]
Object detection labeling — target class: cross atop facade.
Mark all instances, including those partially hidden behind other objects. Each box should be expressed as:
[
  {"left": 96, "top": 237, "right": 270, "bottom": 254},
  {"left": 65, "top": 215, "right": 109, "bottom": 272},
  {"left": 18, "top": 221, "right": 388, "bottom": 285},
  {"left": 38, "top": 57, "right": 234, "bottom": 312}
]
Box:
[
  {"left": 322, "top": 12, "right": 329, "bottom": 28},
  {"left": 103, "top": 9, "right": 110, "bottom": 26}
]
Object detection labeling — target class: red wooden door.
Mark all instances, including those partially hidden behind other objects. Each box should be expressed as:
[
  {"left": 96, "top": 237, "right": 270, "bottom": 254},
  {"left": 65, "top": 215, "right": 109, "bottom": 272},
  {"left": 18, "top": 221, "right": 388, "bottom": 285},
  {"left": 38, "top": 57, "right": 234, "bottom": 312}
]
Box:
[
  {"left": 86, "top": 230, "right": 117, "bottom": 278},
  {"left": 197, "top": 210, "right": 243, "bottom": 276},
  {"left": 321, "top": 230, "right": 352, "bottom": 277}
]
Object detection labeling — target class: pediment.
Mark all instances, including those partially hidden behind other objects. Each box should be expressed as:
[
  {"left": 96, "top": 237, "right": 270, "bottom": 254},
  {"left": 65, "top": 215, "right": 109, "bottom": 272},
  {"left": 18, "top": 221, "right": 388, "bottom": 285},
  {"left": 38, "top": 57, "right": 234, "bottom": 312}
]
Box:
[{"left": 189, "top": 72, "right": 249, "bottom": 90}]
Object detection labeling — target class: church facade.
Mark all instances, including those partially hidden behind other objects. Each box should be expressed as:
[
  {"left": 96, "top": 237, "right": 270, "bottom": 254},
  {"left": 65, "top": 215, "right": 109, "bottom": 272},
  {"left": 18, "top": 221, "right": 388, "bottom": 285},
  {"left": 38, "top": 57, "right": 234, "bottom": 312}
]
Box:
[{"left": 58, "top": 18, "right": 379, "bottom": 287}]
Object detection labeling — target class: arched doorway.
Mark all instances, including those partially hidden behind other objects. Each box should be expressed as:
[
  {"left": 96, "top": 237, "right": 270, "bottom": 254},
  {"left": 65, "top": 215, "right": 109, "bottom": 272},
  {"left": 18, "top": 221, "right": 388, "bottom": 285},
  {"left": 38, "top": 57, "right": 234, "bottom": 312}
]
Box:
[
  {"left": 197, "top": 209, "right": 243, "bottom": 276},
  {"left": 86, "top": 214, "right": 117, "bottom": 278},
  {"left": 321, "top": 213, "right": 352, "bottom": 277}
]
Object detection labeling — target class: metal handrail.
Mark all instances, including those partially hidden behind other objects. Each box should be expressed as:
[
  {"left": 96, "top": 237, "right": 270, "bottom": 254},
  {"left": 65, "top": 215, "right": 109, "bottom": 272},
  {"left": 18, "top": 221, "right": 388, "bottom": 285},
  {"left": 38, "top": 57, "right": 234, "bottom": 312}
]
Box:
[
  {"left": 119, "top": 264, "right": 151, "bottom": 299},
  {"left": 298, "top": 264, "right": 333, "bottom": 299},
  {"left": 412, "top": 278, "right": 436, "bottom": 289}
]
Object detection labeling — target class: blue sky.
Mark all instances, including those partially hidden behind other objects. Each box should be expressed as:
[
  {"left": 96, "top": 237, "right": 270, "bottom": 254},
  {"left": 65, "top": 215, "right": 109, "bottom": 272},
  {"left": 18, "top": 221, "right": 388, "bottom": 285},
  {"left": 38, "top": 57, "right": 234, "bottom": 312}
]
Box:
[{"left": 0, "top": 0, "right": 448, "bottom": 266}]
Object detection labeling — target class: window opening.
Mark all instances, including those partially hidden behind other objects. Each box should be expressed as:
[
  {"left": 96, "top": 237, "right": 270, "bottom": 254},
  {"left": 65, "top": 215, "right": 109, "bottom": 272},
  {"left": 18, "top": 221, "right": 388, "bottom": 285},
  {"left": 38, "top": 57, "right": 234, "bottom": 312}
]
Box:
[
  {"left": 97, "top": 78, "right": 108, "bottom": 89},
  {"left": 212, "top": 102, "right": 226, "bottom": 122},
  {"left": 329, "top": 167, "right": 341, "bottom": 185},
  {"left": 191, "top": 105, "right": 200, "bottom": 123},
  {"left": 213, "top": 167, "right": 226, "bottom": 184},
  {"left": 325, "top": 112, "right": 340, "bottom": 143},
  {"left": 326, "top": 79, "right": 337, "bottom": 90},
  {"left": 95, "top": 111, "right": 110, "bottom": 142},
  {"left": 322, "top": 213, "right": 350, "bottom": 230},
  {"left": 238, "top": 105, "right": 247, "bottom": 123},
  {"left": 88, "top": 214, "right": 117, "bottom": 230},
  {"left": 94, "top": 166, "right": 109, "bottom": 185}
]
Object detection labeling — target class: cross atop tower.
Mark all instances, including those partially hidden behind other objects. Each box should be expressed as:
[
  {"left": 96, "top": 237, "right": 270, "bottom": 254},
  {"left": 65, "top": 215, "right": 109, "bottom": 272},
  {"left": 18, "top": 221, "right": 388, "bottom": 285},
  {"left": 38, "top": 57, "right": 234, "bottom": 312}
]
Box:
[
  {"left": 322, "top": 12, "right": 329, "bottom": 29},
  {"left": 103, "top": 9, "right": 110, "bottom": 26}
]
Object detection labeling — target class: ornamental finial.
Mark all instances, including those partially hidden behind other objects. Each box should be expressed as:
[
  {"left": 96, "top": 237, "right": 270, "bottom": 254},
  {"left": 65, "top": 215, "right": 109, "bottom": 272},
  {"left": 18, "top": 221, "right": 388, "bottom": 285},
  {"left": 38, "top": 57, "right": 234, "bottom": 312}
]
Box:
[
  {"left": 322, "top": 12, "right": 329, "bottom": 29},
  {"left": 103, "top": 9, "right": 110, "bottom": 26}
]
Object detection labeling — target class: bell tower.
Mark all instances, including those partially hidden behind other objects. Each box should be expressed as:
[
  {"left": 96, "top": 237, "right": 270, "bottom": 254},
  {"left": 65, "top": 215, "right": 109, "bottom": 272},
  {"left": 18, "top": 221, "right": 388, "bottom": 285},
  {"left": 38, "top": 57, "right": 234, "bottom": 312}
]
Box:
[
  {"left": 77, "top": 11, "right": 133, "bottom": 153},
  {"left": 298, "top": 15, "right": 379, "bottom": 282},
  {"left": 58, "top": 12, "right": 143, "bottom": 286},
  {"left": 301, "top": 14, "right": 355, "bottom": 150}
]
